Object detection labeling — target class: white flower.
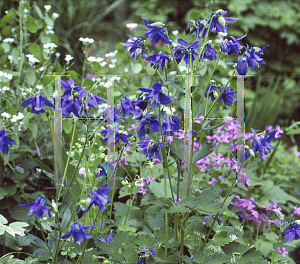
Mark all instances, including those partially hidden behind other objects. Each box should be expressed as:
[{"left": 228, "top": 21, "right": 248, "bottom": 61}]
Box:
[
  {"left": 111, "top": 59, "right": 117, "bottom": 64},
  {"left": 100, "top": 61, "right": 107, "bottom": 67},
  {"left": 65, "top": 54, "right": 73, "bottom": 62},
  {"left": 55, "top": 52, "right": 61, "bottom": 57},
  {"left": 169, "top": 71, "right": 177, "bottom": 76},
  {"left": 8, "top": 55, "right": 13, "bottom": 62},
  {"left": 44, "top": 5, "right": 52, "bottom": 11},
  {"left": 1, "top": 86, "right": 10, "bottom": 92},
  {"left": 104, "top": 81, "right": 113, "bottom": 88},
  {"left": 126, "top": 23, "right": 138, "bottom": 29},
  {"left": 79, "top": 168, "right": 86, "bottom": 177},
  {"left": 135, "top": 178, "right": 144, "bottom": 187},
  {"left": 179, "top": 65, "right": 187, "bottom": 72},
  {"left": 105, "top": 50, "right": 118, "bottom": 58},
  {"left": 87, "top": 56, "right": 96, "bottom": 63},
  {"left": 3, "top": 38, "right": 14, "bottom": 43},
  {"left": 164, "top": 107, "right": 176, "bottom": 116},
  {"left": 24, "top": 8, "right": 29, "bottom": 14},
  {"left": 52, "top": 13, "right": 59, "bottom": 19},
  {"left": 108, "top": 64, "right": 115, "bottom": 68},
  {"left": 26, "top": 54, "right": 40, "bottom": 64},
  {"left": 172, "top": 30, "right": 179, "bottom": 36},
  {"left": 37, "top": 85, "right": 43, "bottom": 90},
  {"left": 1, "top": 112, "right": 11, "bottom": 118},
  {"left": 39, "top": 67, "right": 44, "bottom": 71},
  {"left": 79, "top": 37, "right": 94, "bottom": 44}
]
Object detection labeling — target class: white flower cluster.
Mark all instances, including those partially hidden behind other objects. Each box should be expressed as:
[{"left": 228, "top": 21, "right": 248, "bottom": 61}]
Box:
[
  {"left": 105, "top": 50, "right": 118, "bottom": 58},
  {"left": 126, "top": 23, "right": 138, "bottom": 29},
  {"left": 43, "top": 43, "right": 58, "bottom": 54},
  {"left": 0, "top": 86, "right": 10, "bottom": 93},
  {"left": 172, "top": 30, "right": 179, "bottom": 36},
  {"left": 87, "top": 56, "right": 104, "bottom": 63},
  {"left": 1, "top": 112, "right": 11, "bottom": 118},
  {"left": 44, "top": 5, "right": 52, "bottom": 11},
  {"left": 46, "top": 26, "right": 54, "bottom": 35},
  {"left": 3, "top": 38, "right": 14, "bottom": 43},
  {"left": 11, "top": 112, "right": 24, "bottom": 122},
  {"left": 37, "top": 85, "right": 43, "bottom": 90},
  {"left": 26, "top": 54, "right": 40, "bottom": 65},
  {"left": 164, "top": 107, "right": 176, "bottom": 116},
  {"left": 65, "top": 54, "right": 73, "bottom": 62},
  {"left": 100, "top": 61, "right": 107, "bottom": 67},
  {"left": 0, "top": 71, "right": 13, "bottom": 81},
  {"left": 52, "top": 13, "right": 59, "bottom": 19},
  {"left": 79, "top": 37, "right": 94, "bottom": 44}
]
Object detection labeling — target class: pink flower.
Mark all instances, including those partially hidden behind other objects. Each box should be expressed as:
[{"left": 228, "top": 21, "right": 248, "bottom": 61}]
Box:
[
  {"left": 277, "top": 247, "right": 288, "bottom": 257},
  {"left": 295, "top": 151, "right": 300, "bottom": 157},
  {"left": 293, "top": 206, "right": 300, "bottom": 217}
]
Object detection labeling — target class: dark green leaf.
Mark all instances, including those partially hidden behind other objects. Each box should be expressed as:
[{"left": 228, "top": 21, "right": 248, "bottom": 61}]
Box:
[
  {"left": 61, "top": 209, "right": 71, "bottom": 230},
  {"left": 26, "top": 15, "right": 38, "bottom": 33},
  {"left": 192, "top": 142, "right": 213, "bottom": 163},
  {"left": 28, "top": 155, "right": 54, "bottom": 174}
]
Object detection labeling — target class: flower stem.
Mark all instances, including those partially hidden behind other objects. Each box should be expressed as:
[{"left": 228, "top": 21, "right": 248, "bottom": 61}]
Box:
[{"left": 270, "top": 228, "right": 283, "bottom": 264}]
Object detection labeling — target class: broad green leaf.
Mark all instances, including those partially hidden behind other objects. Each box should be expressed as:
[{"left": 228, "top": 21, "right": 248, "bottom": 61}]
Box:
[
  {"left": 145, "top": 63, "right": 155, "bottom": 76},
  {"left": 62, "top": 118, "right": 73, "bottom": 134},
  {"left": 61, "top": 209, "right": 71, "bottom": 230},
  {"left": 28, "top": 123, "right": 37, "bottom": 138},
  {"left": 34, "top": 4, "right": 44, "bottom": 19},
  {"left": 26, "top": 71, "right": 36, "bottom": 85},
  {"left": 28, "top": 42, "right": 42, "bottom": 62},
  {"left": 168, "top": 206, "right": 191, "bottom": 214},
  {"left": 192, "top": 142, "right": 213, "bottom": 163},
  {"left": 132, "top": 63, "right": 142, "bottom": 74},
  {"left": 26, "top": 234, "right": 49, "bottom": 250},
  {"left": 9, "top": 222, "right": 29, "bottom": 236},
  {"left": 12, "top": 47, "right": 20, "bottom": 65},
  {"left": 44, "top": 16, "right": 54, "bottom": 27},
  {"left": 10, "top": 133, "right": 19, "bottom": 149},
  {"left": 0, "top": 214, "right": 8, "bottom": 225},
  {"left": 169, "top": 136, "right": 187, "bottom": 162},
  {"left": 26, "top": 15, "right": 38, "bottom": 33}
]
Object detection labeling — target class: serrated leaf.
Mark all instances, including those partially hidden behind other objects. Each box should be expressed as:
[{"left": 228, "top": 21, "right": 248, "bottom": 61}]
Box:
[
  {"left": 169, "top": 136, "right": 187, "bottom": 162},
  {"left": 9, "top": 222, "right": 29, "bottom": 236},
  {"left": 168, "top": 206, "right": 191, "bottom": 214},
  {"left": 26, "top": 234, "right": 48, "bottom": 250},
  {"left": 192, "top": 142, "right": 213, "bottom": 163}
]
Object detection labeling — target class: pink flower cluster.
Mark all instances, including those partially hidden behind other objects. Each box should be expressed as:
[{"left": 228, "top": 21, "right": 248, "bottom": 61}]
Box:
[{"left": 277, "top": 247, "right": 288, "bottom": 257}]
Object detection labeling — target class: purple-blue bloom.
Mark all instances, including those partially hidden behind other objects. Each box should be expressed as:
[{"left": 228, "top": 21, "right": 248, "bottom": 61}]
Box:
[
  {"left": 208, "top": 10, "right": 238, "bottom": 34},
  {"left": 61, "top": 97, "right": 84, "bottom": 118},
  {"left": 162, "top": 115, "right": 182, "bottom": 135},
  {"left": 86, "top": 93, "right": 106, "bottom": 109},
  {"left": 282, "top": 221, "right": 300, "bottom": 243},
  {"left": 138, "top": 82, "right": 175, "bottom": 108},
  {"left": 142, "top": 17, "right": 172, "bottom": 45},
  {"left": 20, "top": 94, "right": 54, "bottom": 115},
  {"left": 60, "top": 221, "right": 95, "bottom": 244},
  {"left": 76, "top": 205, "right": 85, "bottom": 219},
  {"left": 97, "top": 231, "right": 114, "bottom": 245},
  {"left": 122, "top": 35, "right": 147, "bottom": 59},
  {"left": 95, "top": 164, "right": 107, "bottom": 179},
  {"left": 244, "top": 45, "right": 269, "bottom": 71},
  {"left": 0, "top": 130, "right": 18, "bottom": 155},
  {"left": 98, "top": 125, "right": 130, "bottom": 145},
  {"left": 173, "top": 39, "right": 200, "bottom": 68},
  {"left": 85, "top": 184, "right": 112, "bottom": 213},
  {"left": 137, "top": 135, "right": 163, "bottom": 160},
  {"left": 217, "top": 85, "right": 238, "bottom": 107},
  {"left": 137, "top": 110, "right": 161, "bottom": 138},
  {"left": 145, "top": 51, "right": 172, "bottom": 70},
  {"left": 121, "top": 96, "right": 135, "bottom": 117},
  {"left": 61, "top": 77, "right": 86, "bottom": 101},
  {"left": 18, "top": 196, "right": 51, "bottom": 219},
  {"left": 220, "top": 35, "right": 246, "bottom": 55},
  {"left": 237, "top": 56, "right": 248, "bottom": 75},
  {"left": 200, "top": 42, "right": 218, "bottom": 61},
  {"left": 137, "top": 248, "right": 156, "bottom": 264},
  {"left": 100, "top": 105, "right": 124, "bottom": 123},
  {"left": 205, "top": 82, "right": 218, "bottom": 101}
]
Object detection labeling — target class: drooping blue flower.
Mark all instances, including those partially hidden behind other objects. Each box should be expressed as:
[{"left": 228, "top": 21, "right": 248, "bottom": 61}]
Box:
[
  {"left": 100, "top": 105, "right": 124, "bottom": 123},
  {"left": 60, "top": 221, "right": 95, "bottom": 244},
  {"left": 243, "top": 45, "right": 269, "bottom": 72},
  {"left": 85, "top": 184, "right": 112, "bottom": 213},
  {"left": 142, "top": 17, "right": 172, "bottom": 45},
  {"left": 0, "top": 130, "right": 18, "bottom": 155},
  {"left": 97, "top": 231, "right": 114, "bottom": 245},
  {"left": 137, "top": 135, "right": 163, "bottom": 160},
  {"left": 121, "top": 96, "right": 135, "bottom": 117},
  {"left": 137, "top": 248, "right": 156, "bottom": 264},
  {"left": 98, "top": 125, "right": 130, "bottom": 145},
  {"left": 145, "top": 51, "right": 172, "bottom": 70},
  {"left": 282, "top": 221, "right": 300, "bottom": 243},
  {"left": 61, "top": 77, "right": 86, "bottom": 101},
  {"left": 138, "top": 82, "right": 175, "bottom": 108},
  {"left": 20, "top": 94, "right": 55, "bottom": 115},
  {"left": 217, "top": 85, "right": 238, "bottom": 107},
  {"left": 137, "top": 110, "right": 161, "bottom": 138},
  {"left": 200, "top": 42, "right": 218, "bottom": 61},
  {"left": 204, "top": 82, "right": 218, "bottom": 101},
  {"left": 61, "top": 97, "right": 84, "bottom": 118},
  {"left": 173, "top": 39, "right": 200, "bottom": 68},
  {"left": 186, "top": 20, "right": 209, "bottom": 39},
  {"left": 86, "top": 93, "right": 106, "bottom": 109},
  {"left": 245, "top": 130, "right": 277, "bottom": 161},
  {"left": 162, "top": 115, "right": 182, "bottom": 135},
  {"left": 122, "top": 35, "right": 147, "bottom": 59},
  {"left": 76, "top": 205, "right": 85, "bottom": 219},
  {"left": 237, "top": 56, "right": 248, "bottom": 75},
  {"left": 220, "top": 35, "right": 246, "bottom": 55},
  {"left": 95, "top": 164, "right": 107, "bottom": 180},
  {"left": 18, "top": 196, "right": 51, "bottom": 219},
  {"left": 208, "top": 10, "right": 238, "bottom": 34}
]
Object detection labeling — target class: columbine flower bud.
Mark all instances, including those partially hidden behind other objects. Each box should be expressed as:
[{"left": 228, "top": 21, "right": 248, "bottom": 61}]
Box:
[
  {"left": 218, "top": 17, "right": 226, "bottom": 28},
  {"left": 274, "top": 209, "right": 284, "bottom": 220},
  {"left": 69, "top": 95, "right": 74, "bottom": 100},
  {"left": 244, "top": 145, "right": 250, "bottom": 149},
  {"left": 150, "top": 22, "right": 165, "bottom": 28},
  {"left": 215, "top": 9, "right": 225, "bottom": 14},
  {"left": 249, "top": 149, "right": 255, "bottom": 157},
  {"left": 213, "top": 90, "right": 218, "bottom": 98},
  {"left": 122, "top": 180, "right": 129, "bottom": 186},
  {"left": 161, "top": 86, "right": 168, "bottom": 95},
  {"left": 100, "top": 153, "right": 106, "bottom": 159}
]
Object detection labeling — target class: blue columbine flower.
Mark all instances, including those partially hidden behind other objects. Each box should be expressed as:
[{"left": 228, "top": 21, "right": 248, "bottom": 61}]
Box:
[
  {"left": 145, "top": 51, "right": 172, "bottom": 70},
  {"left": 137, "top": 135, "right": 163, "bottom": 160},
  {"left": 61, "top": 97, "right": 83, "bottom": 118},
  {"left": 200, "top": 42, "right": 218, "bottom": 61},
  {"left": 60, "top": 221, "right": 95, "bottom": 244},
  {"left": 85, "top": 184, "right": 112, "bottom": 213},
  {"left": 95, "top": 164, "right": 107, "bottom": 180},
  {"left": 173, "top": 39, "right": 200, "bottom": 68},
  {"left": 86, "top": 93, "right": 106, "bottom": 109},
  {"left": 162, "top": 115, "right": 182, "bottom": 135},
  {"left": 220, "top": 35, "right": 246, "bottom": 55},
  {"left": 142, "top": 17, "right": 172, "bottom": 45},
  {"left": 122, "top": 35, "right": 147, "bottom": 59},
  {"left": 100, "top": 105, "right": 124, "bottom": 123},
  {"left": 205, "top": 82, "right": 218, "bottom": 101},
  {"left": 244, "top": 45, "right": 269, "bottom": 72},
  {"left": 245, "top": 130, "right": 277, "bottom": 161},
  {"left": 138, "top": 82, "right": 175, "bottom": 108},
  {"left": 208, "top": 10, "right": 238, "bottom": 34},
  {"left": 20, "top": 94, "right": 55, "bottom": 115},
  {"left": 97, "top": 231, "right": 114, "bottom": 246},
  {"left": 98, "top": 125, "right": 130, "bottom": 145},
  {"left": 137, "top": 110, "right": 161, "bottom": 138},
  {"left": 237, "top": 56, "right": 248, "bottom": 75},
  {"left": 217, "top": 85, "right": 238, "bottom": 107},
  {"left": 137, "top": 248, "right": 156, "bottom": 264},
  {"left": 282, "top": 221, "right": 300, "bottom": 243},
  {"left": 186, "top": 20, "right": 209, "bottom": 39},
  {"left": 121, "top": 96, "right": 135, "bottom": 117},
  {"left": 18, "top": 196, "right": 51, "bottom": 219},
  {"left": 0, "top": 130, "right": 18, "bottom": 155},
  {"left": 76, "top": 205, "right": 85, "bottom": 219},
  {"left": 61, "top": 77, "right": 86, "bottom": 101}
]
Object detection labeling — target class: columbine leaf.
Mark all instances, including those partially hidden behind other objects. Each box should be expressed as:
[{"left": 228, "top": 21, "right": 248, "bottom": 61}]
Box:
[{"left": 192, "top": 142, "right": 213, "bottom": 164}]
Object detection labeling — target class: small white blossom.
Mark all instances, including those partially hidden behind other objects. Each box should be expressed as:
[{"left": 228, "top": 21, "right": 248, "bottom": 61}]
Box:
[
  {"left": 52, "top": 13, "right": 59, "bottom": 19},
  {"left": 44, "top": 5, "right": 52, "bottom": 11},
  {"left": 1, "top": 112, "right": 11, "bottom": 118},
  {"left": 26, "top": 54, "right": 40, "bottom": 64},
  {"left": 3, "top": 38, "right": 14, "bottom": 43},
  {"left": 104, "top": 81, "right": 113, "bottom": 88},
  {"left": 43, "top": 43, "right": 57, "bottom": 54},
  {"left": 108, "top": 64, "right": 115, "bottom": 69},
  {"left": 39, "top": 66, "right": 45, "bottom": 71},
  {"left": 126, "top": 23, "right": 138, "bottom": 29},
  {"left": 24, "top": 8, "right": 29, "bottom": 14},
  {"left": 55, "top": 52, "right": 61, "bottom": 57},
  {"left": 1, "top": 86, "right": 10, "bottom": 92},
  {"left": 65, "top": 54, "right": 73, "bottom": 62},
  {"left": 172, "top": 30, "right": 179, "bottom": 36},
  {"left": 135, "top": 178, "right": 144, "bottom": 187},
  {"left": 111, "top": 59, "right": 117, "bottom": 64},
  {"left": 179, "top": 65, "right": 187, "bottom": 72},
  {"left": 79, "top": 37, "right": 94, "bottom": 44},
  {"left": 8, "top": 55, "right": 13, "bottom": 62},
  {"left": 105, "top": 50, "right": 118, "bottom": 58},
  {"left": 100, "top": 61, "right": 107, "bottom": 67},
  {"left": 37, "top": 85, "right": 43, "bottom": 90},
  {"left": 169, "top": 71, "right": 177, "bottom": 75}
]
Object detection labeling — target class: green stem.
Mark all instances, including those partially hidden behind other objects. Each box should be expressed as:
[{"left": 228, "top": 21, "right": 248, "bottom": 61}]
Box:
[
  {"left": 124, "top": 185, "right": 134, "bottom": 226},
  {"left": 270, "top": 228, "right": 283, "bottom": 264}
]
